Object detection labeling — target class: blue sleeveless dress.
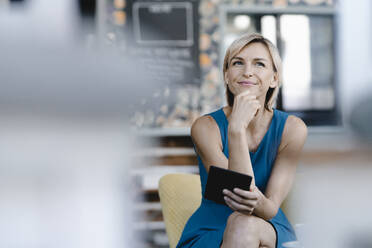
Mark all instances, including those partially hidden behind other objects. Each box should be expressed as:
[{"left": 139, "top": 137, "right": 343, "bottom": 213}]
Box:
[{"left": 176, "top": 107, "right": 296, "bottom": 248}]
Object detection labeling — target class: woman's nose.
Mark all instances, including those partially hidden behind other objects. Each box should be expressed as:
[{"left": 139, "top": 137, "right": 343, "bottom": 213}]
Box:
[{"left": 243, "top": 65, "right": 254, "bottom": 77}]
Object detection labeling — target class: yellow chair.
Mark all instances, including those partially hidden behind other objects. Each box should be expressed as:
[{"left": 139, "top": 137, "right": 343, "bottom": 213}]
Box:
[
  {"left": 280, "top": 172, "right": 304, "bottom": 225},
  {"left": 158, "top": 173, "right": 302, "bottom": 247},
  {"left": 158, "top": 173, "right": 202, "bottom": 248}
]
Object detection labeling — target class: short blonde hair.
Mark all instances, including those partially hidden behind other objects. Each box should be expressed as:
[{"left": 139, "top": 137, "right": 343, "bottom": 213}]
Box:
[{"left": 223, "top": 33, "right": 282, "bottom": 111}]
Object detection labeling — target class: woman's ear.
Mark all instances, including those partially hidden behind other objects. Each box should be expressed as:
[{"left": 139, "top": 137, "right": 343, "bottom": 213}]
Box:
[
  {"left": 224, "top": 73, "right": 229, "bottom": 85},
  {"left": 269, "top": 73, "right": 278, "bottom": 88}
]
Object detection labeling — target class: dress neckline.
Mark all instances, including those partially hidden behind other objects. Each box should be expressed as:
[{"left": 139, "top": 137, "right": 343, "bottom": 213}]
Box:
[{"left": 220, "top": 107, "right": 276, "bottom": 155}]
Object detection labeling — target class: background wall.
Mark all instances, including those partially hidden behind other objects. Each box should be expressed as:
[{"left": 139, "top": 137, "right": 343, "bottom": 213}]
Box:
[{"left": 338, "top": 0, "right": 372, "bottom": 127}]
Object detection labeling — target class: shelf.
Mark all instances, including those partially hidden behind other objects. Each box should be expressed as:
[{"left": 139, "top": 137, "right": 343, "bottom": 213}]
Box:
[
  {"left": 134, "top": 147, "right": 195, "bottom": 157},
  {"left": 133, "top": 165, "right": 199, "bottom": 191},
  {"left": 133, "top": 127, "right": 190, "bottom": 137},
  {"left": 135, "top": 202, "right": 162, "bottom": 211},
  {"left": 131, "top": 165, "right": 198, "bottom": 175},
  {"left": 134, "top": 221, "right": 166, "bottom": 230},
  {"left": 131, "top": 129, "right": 197, "bottom": 247}
]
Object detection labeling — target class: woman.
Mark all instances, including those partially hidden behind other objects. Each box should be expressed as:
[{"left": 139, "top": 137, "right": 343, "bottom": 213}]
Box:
[{"left": 176, "top": 33, "right": 307, "bottom": 248}]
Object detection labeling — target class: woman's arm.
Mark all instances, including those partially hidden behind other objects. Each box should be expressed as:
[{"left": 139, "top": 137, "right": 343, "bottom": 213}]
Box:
[
  {"left": 227, "top": 124, "right": 255, "bottom": 186},
  {"left": 191, "top": 90, "right": 259, "bottom": 176},
  {"left": 223, "top": 115, "right": 307, "bottom": 220},
  {"left": 227, "top": 91, "right": 261, "bottom": 186},
  {"left": 258, "top": 115, "right": 308, "bottom": 219},
  {"left": 193, "top": 91, "right": 260, "bottom": 185},
  {"left": 191, "top": 115, "right": 228, "bottom": 172}
]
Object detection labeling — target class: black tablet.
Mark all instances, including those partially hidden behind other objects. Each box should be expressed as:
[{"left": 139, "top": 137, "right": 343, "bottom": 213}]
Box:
[{"left": 204, "top": 166, "right": 252, "bottom": 205}]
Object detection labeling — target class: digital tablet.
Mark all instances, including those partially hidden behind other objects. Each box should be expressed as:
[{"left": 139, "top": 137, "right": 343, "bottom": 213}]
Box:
[{"left": 204, "top": 166, "right": 252, "bottom": 205}]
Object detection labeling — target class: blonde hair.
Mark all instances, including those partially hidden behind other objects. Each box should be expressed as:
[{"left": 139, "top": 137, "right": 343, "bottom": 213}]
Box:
[{"left": 223, "top": 33, "right": 282, "bottom": 111}]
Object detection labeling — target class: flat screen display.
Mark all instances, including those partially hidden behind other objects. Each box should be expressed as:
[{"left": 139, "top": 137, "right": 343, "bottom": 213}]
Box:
[{"left": 133, "top": 2, "right": 193, "bottom": 46}]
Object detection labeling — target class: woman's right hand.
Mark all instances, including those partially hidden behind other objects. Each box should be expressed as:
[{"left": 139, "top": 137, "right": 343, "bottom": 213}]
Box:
[{"left": 228, "top": 90, "right": 261, "bottom": 131}]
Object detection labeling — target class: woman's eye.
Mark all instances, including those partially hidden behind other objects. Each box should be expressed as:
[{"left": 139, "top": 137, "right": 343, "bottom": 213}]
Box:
[
  {"left": 232, "top": 61, "right": 243, "bottom": 66},
  {"left": 256, "top": 62, "right": 265, "bottom": 67}
]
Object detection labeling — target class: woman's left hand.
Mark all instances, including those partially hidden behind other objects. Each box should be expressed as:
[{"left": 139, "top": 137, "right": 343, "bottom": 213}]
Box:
[{"left": 223, "top": 186, "right": 262, "bottom": 215}]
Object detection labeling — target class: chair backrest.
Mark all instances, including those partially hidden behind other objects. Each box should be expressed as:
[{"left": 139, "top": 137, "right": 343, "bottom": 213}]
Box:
[
  {"left": 280, "top": 172, "right": 304, "bottom": 225},
  {"left": 158, "top": 173, "right": 202, "bottom": 248}
]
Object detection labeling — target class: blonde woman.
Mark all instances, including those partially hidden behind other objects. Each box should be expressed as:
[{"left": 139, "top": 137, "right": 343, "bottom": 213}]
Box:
[{"left": 176, "top": 33, "right": 308, "bottom": 248}]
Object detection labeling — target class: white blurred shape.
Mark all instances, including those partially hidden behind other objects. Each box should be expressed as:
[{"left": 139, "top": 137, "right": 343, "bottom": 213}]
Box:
[
  {"left": 293, "top": 163, "right": 372, "bottom": 248},
  {"left": 233, "top": 15, "right": 250, "bottom": 30},
  {"left": 261, "top": 15, "right": 276, "bottom": 46},
  {"left": 0, "top": 116, "right": 135, "bottom": 248},
  {"left": 0, "top": 0, "right": 157, "bottom": 247},
  {"left": 281, "top": 15, "right": 311, "bottom": 111},
  {"left": 1, "top": 0, "right": 79, "bottom": 46},
  {"left": 338, "top": 0, "right": 372, "bottom": 126}
]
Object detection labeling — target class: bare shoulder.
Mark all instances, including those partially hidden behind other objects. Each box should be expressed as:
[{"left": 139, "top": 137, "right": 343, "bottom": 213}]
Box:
[
  {"left": 279, "top": 115, "right": 308, "bottom": 151},
  {"left": 191, "top": 115, "right": 219, "bottom": 139},
  {"left": 191, "top": 115, "right": 222, "bottom": 148},
  {"left": 190, "top": 114, "right": 228, "bottom": 170},
  {"left": 285, "top": 115, "right": 308, "bottom": 135}
]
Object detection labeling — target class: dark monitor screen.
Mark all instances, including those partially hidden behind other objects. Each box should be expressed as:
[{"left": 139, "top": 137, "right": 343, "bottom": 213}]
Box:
[{"left": 133, "top": 2, "right": 193, "bottom": 46}]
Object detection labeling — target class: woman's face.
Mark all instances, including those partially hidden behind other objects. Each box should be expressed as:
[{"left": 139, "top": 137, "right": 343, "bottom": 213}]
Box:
[{"left": 225, "top": 42, "right": 277, "bottom": 100}]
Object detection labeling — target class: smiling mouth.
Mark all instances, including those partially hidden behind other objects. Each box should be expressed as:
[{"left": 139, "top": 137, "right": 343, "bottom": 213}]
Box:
[{"left": 238, "top": 81, "right": 256, "bottom": 86}]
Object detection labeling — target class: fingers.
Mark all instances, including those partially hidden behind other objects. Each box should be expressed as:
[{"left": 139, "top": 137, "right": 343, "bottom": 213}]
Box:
[
  {"left": 235, "top": 92, "right": 258, "bottom": 103},
  {"left": 224, "top": 196, "right": 254, "bottom": 213},
  {"left": 223, "top": 188, "right": 258, "bottom": 200},
  {"left": 224, "top": 196, "right": 238, "bottom": 211},
  {"left": 233, "top": 98, "right": 261, "bottom": 113},
  {"left": 233, "top": 188, "right": 258, "bottom": 200},
  {"left": 230, "top": 90, "right": 262, "bottom": 126},
  {"left": 223, "top": 189, "right": 257, "bottom": 208},
  {"left": 223, "top": 189, "right": 246, "bottom": 204},
  {"left": 235, "top": 93, "right": 261, "bottom": 108}
]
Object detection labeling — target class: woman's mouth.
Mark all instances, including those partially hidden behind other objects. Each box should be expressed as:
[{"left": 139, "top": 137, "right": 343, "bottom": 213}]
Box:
[{"left": 238, "top": 81, "right": 256, "bottom": 86}]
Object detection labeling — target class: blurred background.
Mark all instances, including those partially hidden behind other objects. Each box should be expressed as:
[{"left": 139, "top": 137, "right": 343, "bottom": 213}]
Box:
[{"left": 0, "top": 0, "right": 371, "bottom": 247}]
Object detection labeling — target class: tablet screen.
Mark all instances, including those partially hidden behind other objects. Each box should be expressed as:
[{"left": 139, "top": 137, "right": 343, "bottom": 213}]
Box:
[{"left": 204, "top": 166, "right": 252, "bottom": 205}]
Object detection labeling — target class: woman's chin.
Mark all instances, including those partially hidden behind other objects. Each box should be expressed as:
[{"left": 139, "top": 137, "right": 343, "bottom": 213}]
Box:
[{"left": 236, "top": 88, "right": 258, "bottom": 95}]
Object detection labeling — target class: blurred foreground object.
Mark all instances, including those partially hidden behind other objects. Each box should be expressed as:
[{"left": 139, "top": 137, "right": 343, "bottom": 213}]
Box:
[
  {"left": 294, "top": 163, "right": 372, "bottom": 248},
  {"left": 0, "top": 1, "right": 161, "bottom": 247},
  {"left": 349, "top": 94, "right": 372, "bottom": 144},
  {"left": 0, "top": 118, "right": 136, "bottom": 248}
]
